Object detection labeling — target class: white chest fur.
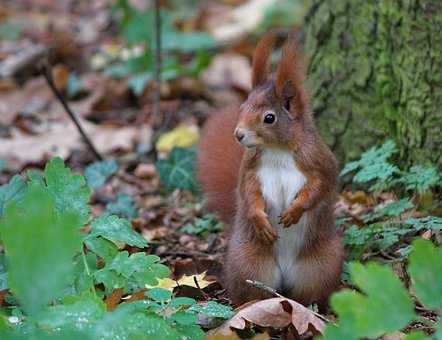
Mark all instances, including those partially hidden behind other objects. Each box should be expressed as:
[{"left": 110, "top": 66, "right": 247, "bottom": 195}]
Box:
[{"left": 257, "top": 149, "right": 307, "bottom": 288}]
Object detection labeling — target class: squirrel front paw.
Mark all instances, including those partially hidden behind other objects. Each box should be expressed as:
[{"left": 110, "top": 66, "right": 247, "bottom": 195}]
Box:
[
  {"left": 280, "top": 205, "right": 304, "bottom": 228},
  {"left": 249, "top": 210, "right": 277, "bottom": 244}
]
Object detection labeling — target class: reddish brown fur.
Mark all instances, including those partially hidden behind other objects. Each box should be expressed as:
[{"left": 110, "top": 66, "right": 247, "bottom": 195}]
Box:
[
  {"left": 197, "top": 107, "right": 243, "bottom": 224},
  {"left": 251, "top": 29, "right": 279, "bottom": 88},
  {"left": 197, "top": 32, "right": 344, "bottom": 307}
]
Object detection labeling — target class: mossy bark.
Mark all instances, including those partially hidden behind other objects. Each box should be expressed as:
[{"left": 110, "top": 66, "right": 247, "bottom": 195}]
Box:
[{"left": 303, "top": 0, "right": 442, "bottom": 167}]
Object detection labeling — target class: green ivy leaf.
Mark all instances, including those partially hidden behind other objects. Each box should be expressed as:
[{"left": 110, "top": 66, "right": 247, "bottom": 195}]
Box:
[
  {"left": 408, "top": 239, "right": 442, "bottom": 311},
  {"left": 88, "top": 215, "right": 147, "bottom": 248},
  {"left": 44, "top": 157, "right": 92, "bottom": 225},
  {"left": 156, "top": 147, "right": 198, "bottom": 193},
  {"left": 325, "top": 262, "right": 415, "bottom": 339},
  {"left": 0, "top": 185, "right": 82, "bottom": 315},
  {"left": 106, "top": 193, "right": 138, "bottom": 219},
  {"left": 85, "top": 160, "right": 118, "bottom": 189}
]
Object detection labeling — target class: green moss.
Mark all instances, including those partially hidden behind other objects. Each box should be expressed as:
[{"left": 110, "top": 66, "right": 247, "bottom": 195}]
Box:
[{"left": 303, "top": 0, "right": 442, "bottom": 167}]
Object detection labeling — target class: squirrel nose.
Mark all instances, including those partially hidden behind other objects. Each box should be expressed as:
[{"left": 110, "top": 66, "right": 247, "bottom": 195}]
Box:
[{"left": 235, "top": 128, "right": 245, "bottom": 142}]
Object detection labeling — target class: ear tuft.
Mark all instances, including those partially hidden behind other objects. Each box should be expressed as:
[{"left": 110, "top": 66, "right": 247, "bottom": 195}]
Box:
[
  {"left": 251, "top": 30, "right": 279, "bottom": 88},
  {"left": 275, "top": 32, "right": 307, "bottom": 116}
]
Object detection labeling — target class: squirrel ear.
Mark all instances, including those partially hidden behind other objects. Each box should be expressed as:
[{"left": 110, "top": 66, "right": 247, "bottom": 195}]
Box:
[
  {"left": 251, "top": 31, "right": 279, "bottom": 88},
  {"left": 275, "top": 33, "right": 306, "bottom": 116}
]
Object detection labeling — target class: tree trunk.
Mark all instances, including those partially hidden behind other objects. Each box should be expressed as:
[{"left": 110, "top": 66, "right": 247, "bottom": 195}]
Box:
[{"left": 303, "top": 0, "right": 442, "bottom": 167}]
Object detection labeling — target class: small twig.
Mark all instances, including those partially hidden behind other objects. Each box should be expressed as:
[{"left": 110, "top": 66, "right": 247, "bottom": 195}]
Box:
[
  {"left": 153, "top": 0, "right": 161, "bottom": 119},
  {"left": 246, "top": 279, "right": 284, "bottom": 298},
  {"left": 41, "top": 63, "right": 103, "bottom": 161},
  {"left": 245, "top": 279, "right": 333, "bottom": 323},
  {"left": 193, "top": 275, "right": 210, "bottom": 301}
]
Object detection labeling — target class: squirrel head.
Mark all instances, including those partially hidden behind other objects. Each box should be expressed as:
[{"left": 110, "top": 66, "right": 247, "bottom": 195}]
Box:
[{"left": 234, "top": 31, "right": 309, "bottom": 149}]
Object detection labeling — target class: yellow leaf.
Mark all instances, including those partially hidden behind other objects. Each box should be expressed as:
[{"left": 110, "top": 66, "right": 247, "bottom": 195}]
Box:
[
  {"left": 178, "top": 272, "right": 214, "bottom": 289},
  {"left": 146, "top": 272, "right": 214, "bottom": 291},
  {"left": 146, "top": 278, "right": 177, "bottom": 292},
  {"left": 155, "top": 124, "right": 199, "bottom": 153}
]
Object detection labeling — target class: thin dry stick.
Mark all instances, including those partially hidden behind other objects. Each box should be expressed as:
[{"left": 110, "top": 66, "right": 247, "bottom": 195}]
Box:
[
  {"left": 153, "top": 0, "right": 161, "bottom": 119},
  {"left": 245, "top": 279, "right": 333, "bottom": 323},
  {"left": 42, "top": 64, "right": 103, "bottom": 161}
]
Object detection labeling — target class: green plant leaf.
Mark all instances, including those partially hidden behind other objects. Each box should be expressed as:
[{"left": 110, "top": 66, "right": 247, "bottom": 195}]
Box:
[
  {"left": 0, "top": 253, "right": 7, "bottom": 290},
  {"left": 169, "top": 311, "right": 197, "bottom": 325},
  {"left": 403, "top": 331, "right": 430, "bottom": 340},
  {"left": 94, "top": 252, "right": 170, "bottom": 293},
  {"left": 189, "top": 301, "right": 234, "bottom": 319},
  {"left": 399, "top": 165, "right": 441, "bottom": 193},
  {"left": 146, "top": 288, "right": 172, "bottom": 303},
  {"left": 44, "top": 157, "right": 92, "bottom": 225},
  {"left": 0, "top": 175, "right": 26, "bottom": 217},
  {"left": 408, "top": 239, "right": 442, "bottom": 311},
  {"left": 84, "top": 237, "right": 119, "bottom": 262},
  {"left": 169, "top": 297, "right": 196, "bottom": 308},
  {"left": 0, "top": 184, "right": 82, "bottom": 315},
  {"left": 363, "top": 198, "right": 413, "bottom": 223},
  {"left": 156, "top": 147, "right": 198, "bottom": 193},
  {"left": 35, "top": 293, "right": 106, "bottom": 331},
  {"left": 325, "top": 262, "right": 415, "bottom": 339},
  {"left": 84, "top": 160, "right": 118, "bottom": 189},
  {"left": 93, "top": 268, "right": 126, "bottom": 293},
  {"left": 72, "top": 252, "right": 97, "bottom": 294},
  {"left": 106, "top": 193, "right": 138, "bottom": 219},
  {"left": 340, "top": 140, "right": 399, "bottom": 191},
  {"left": 436, "top": 322, "right": 442, "bottom": 340},
  {"left": 404, "top": 216, "right": 442, "bottom": 231},
  {"left": 181, "top": 214, "right": 223, "bottom": 236},
  {"left": 88, "top": 215, "right": 147, "bottom": 248},
  {"left": 93, "top": 306, "right": 176, "bottom": 339}
]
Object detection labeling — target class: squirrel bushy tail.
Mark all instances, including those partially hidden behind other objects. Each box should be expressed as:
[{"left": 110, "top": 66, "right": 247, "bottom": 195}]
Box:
[{"left": 197, "top": 107, "right": 244, "bottom": 224}]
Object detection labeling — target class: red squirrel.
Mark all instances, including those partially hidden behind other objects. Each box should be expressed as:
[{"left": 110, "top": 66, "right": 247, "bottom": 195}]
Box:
[{"left": 197, "top": 32, "right": 344, "bottom": 307}]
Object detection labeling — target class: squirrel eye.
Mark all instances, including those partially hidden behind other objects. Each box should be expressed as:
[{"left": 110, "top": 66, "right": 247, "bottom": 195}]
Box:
[{"left": 263, "top": 112, "right": 276, "bottom": 124}]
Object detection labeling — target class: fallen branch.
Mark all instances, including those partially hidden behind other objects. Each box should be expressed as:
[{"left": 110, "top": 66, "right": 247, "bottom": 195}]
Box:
[{"left": 41, "top": 62, "right": 103, "bottom": 161}]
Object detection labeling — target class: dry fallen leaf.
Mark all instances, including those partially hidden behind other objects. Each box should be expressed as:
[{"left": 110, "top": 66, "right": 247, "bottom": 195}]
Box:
[
  {"left": 208, "top": 0, "right": 277, "bottom": 43},
  {"left": 155, "top": 124, "right": 199, "bottom": 153},
  {"left": 205, "top": 329, "right": 270, "bottom": 340},
  {"left": 211, "top": 298, "right": 325, "bottom": 337},
  {"left": 201, "top": 53, "right": 251, "bottom": 92},
  {"left": 0, "top": 119, "right": 148, "bottom": 170},
  {"left": 134, "top": 163, "right": 157, "bottom": 179},
  {"left": 147, "top": 271, "right": 215, "bottom": 292},
  {"left": 104, "top": 288, "right": 124, "bottom": 311}
]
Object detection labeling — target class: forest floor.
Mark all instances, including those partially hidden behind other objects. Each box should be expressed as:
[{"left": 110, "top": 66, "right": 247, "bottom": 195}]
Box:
[{"left": 0, "top": 1, "right": 440, "bottom": 339}]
